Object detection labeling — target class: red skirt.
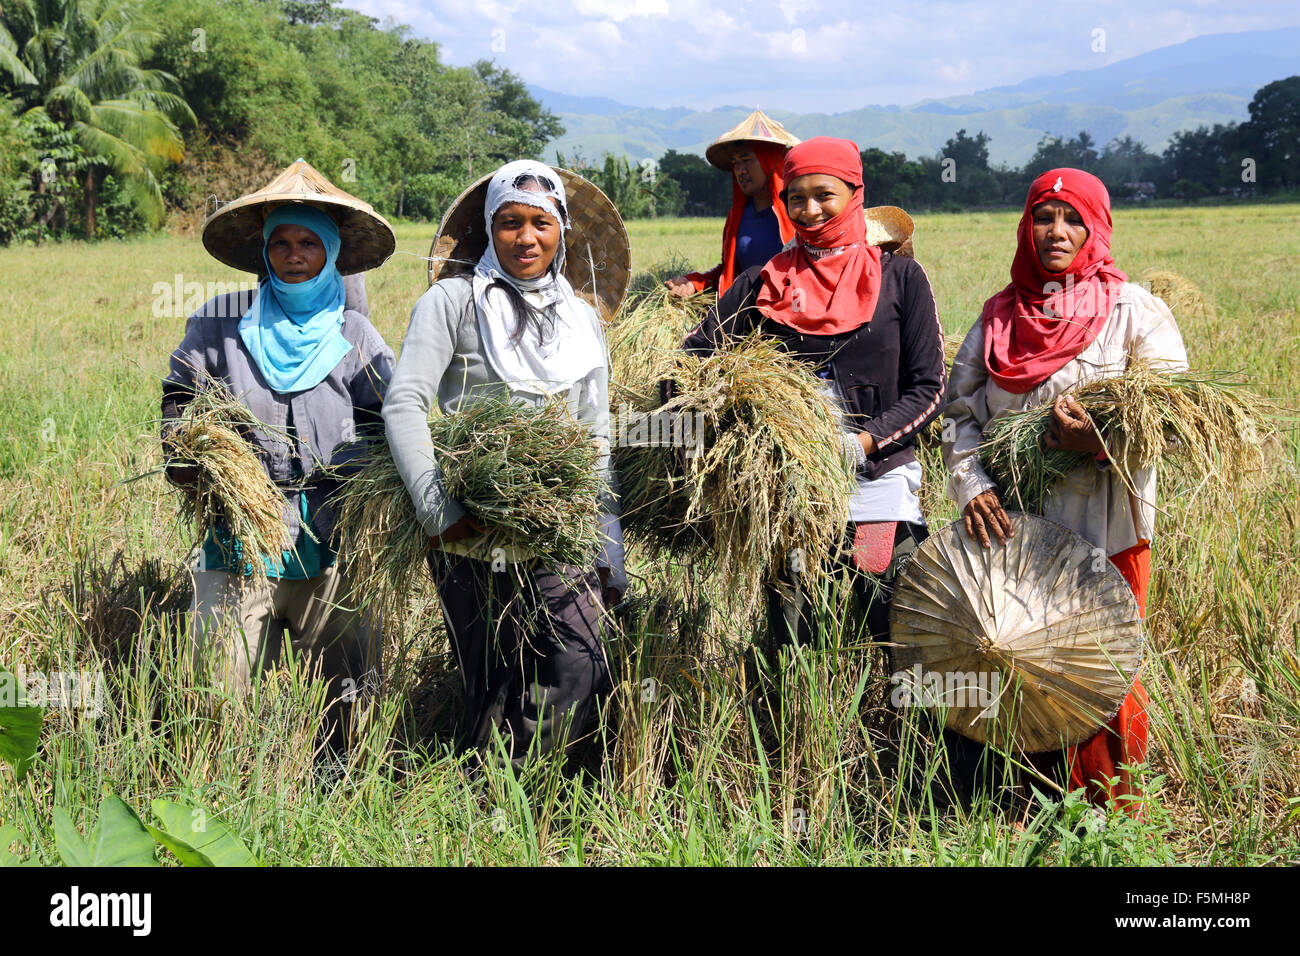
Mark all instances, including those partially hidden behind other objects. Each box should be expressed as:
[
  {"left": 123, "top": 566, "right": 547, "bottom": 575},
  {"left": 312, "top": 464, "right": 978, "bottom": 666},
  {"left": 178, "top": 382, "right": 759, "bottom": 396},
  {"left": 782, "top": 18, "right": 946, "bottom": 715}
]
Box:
[{"left": 1065, "top": 541, "right": 1151, "bottom": 815}]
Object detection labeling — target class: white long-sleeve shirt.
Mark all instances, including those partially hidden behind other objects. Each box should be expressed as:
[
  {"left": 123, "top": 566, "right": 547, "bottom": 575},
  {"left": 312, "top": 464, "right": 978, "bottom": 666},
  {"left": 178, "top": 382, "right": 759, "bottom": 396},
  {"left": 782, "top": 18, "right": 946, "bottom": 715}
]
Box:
[{"left": 943, "top": 282, "right": 1188, "bottom": 556}]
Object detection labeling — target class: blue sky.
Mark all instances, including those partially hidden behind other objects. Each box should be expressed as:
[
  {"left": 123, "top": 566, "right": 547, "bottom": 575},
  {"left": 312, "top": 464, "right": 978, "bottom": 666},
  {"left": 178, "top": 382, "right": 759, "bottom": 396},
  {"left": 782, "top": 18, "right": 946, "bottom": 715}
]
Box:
[{"left": 346, "top": 0, "right": 1300, "bottom": 112}]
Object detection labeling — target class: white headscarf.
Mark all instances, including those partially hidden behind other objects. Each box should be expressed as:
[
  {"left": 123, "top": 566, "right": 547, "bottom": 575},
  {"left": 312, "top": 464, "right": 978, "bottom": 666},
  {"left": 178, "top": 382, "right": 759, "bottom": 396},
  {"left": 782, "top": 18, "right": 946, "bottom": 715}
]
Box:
[{"left": 471, "top": 160, "right": 604, "bottom": 396}]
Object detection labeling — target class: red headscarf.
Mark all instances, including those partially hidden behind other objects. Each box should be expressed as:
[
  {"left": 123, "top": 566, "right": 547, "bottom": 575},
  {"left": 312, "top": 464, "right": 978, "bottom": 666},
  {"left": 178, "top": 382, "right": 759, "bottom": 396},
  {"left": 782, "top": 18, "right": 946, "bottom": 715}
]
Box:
[
  {"left": 753, "top": 136, "right": 882, "bottom": 336},
  {"left": 689, "top": 141, "right": 797, "bottom": 293},
  {"left": 981, "top": 168, "right": 1128, "bottom": 393}
]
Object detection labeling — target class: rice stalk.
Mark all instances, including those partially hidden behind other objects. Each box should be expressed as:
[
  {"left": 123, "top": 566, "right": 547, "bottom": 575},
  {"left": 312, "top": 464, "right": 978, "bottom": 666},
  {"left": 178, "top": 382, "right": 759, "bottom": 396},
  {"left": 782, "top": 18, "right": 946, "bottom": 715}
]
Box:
[
  {"left": 978, "top": 359, "right": 1276, "bottom": 513},
  {"left": 165, "top": 381, "right": 291, "bottom": 585},
  {"left": 332, "top": 394, "right": 608, "bottom": 618}
]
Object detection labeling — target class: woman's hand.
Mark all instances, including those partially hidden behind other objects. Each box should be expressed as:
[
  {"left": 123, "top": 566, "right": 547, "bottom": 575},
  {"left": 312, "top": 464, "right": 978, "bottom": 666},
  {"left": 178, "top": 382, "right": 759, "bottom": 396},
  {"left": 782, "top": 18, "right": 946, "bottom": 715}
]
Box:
[
  {"left": 597, "top": 567, "right": 623, "bottom": 608},
  {"left": 429, "top": 515, "right": 484, "bottom": 548},
  {"left": 664, "top": 276, "right": 696, "bottom": 299},
  {"left": 1043, "top": 394, "right": 1104, "bottom": 455},
  {"left": 963, "top": 489, "right": 1015, "bottom": 548},
  {"left": 857, "top": 432, "right": 878, "bottom": 456}
]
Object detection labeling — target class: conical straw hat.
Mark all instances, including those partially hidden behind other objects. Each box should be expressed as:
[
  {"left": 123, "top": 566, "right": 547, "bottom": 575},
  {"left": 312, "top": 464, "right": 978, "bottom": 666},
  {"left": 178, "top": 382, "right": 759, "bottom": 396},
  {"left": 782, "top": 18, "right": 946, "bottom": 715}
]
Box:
[
  {"left": 865, "top": 205, "right": 915, "bottom": 257},
  {"left": 705, "top": 109, "right": 801, "bottom": 170},
  {"left": 202, "top": 159, "right": 396, "bottom": 276},
  {"left": 428, "top": 167, "right": 631, "bottom": 322},
  {"left": 889, "top": 513, "right": 1143, "bottom": 752}
]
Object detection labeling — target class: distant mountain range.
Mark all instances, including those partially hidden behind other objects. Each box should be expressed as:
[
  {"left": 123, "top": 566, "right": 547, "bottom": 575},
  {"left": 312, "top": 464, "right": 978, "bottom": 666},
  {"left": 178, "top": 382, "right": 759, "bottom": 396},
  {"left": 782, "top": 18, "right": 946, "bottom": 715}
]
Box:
[{"left": 531, "top": 28, "right": 1300, "bottom": 167}]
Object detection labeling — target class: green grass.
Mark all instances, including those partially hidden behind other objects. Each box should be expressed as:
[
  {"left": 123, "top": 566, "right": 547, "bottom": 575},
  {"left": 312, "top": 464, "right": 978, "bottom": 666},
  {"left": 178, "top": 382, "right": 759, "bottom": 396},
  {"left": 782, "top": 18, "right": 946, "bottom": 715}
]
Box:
[{"left": 1, "top": 206, "right": 1297, "bottom": 865}]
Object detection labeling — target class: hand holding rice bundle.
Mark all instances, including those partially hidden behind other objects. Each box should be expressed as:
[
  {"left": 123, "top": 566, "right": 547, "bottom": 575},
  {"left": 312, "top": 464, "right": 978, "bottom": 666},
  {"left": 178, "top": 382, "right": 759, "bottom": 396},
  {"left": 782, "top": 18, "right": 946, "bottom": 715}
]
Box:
[
  {"left": 332, "top": 393, "right": 608, "bottom": 618},
  {"left": 616, "top": 331, "right": 856, "bottom": 609},
  {"left": 163, "top": 379, "right": 293, "bottom": 586},
  {"left": 977, "top": 358, "right": 1274, "bottom": 515},
  {"left": 607, "top": 262, "right": 715, "bottom": 399}
]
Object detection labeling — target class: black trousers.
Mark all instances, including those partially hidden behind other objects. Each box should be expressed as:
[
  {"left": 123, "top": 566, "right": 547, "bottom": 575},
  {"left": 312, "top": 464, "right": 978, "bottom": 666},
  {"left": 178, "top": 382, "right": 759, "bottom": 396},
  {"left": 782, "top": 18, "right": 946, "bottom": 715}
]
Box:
[
  {"left": 428, "top": 554, "right": 612, "bottom": 770},
  {"left": 765, "top": 520, "right": 929, "bottom": 651}
]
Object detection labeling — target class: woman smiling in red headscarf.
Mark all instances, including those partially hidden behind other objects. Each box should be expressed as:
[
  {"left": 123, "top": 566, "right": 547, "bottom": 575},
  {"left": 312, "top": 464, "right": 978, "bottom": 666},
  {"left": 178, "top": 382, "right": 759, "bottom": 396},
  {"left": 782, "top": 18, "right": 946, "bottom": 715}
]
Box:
[
  {"left": 682, "top": 136, "right": 947, "bottom": 648},
  {"left": 943, "top": 167, "right": 1188, "bottom": 815}
]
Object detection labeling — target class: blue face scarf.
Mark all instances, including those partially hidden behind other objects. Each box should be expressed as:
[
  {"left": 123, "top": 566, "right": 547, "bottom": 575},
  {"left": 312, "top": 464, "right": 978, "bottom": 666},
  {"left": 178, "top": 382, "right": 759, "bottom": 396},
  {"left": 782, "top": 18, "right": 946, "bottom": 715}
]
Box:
[{"left": 238, "top": 205, "right": 352, "bottom": 393}]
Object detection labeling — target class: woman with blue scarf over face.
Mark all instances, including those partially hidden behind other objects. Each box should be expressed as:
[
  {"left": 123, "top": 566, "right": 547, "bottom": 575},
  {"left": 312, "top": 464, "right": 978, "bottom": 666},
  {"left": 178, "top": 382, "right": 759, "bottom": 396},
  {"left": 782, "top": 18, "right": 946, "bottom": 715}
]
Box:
[
  {"left": 383, "top": 160, "right": 626, "bottom": 771},
  {"left": 162, "top": 161, "right": 397, "bottom": 752}
]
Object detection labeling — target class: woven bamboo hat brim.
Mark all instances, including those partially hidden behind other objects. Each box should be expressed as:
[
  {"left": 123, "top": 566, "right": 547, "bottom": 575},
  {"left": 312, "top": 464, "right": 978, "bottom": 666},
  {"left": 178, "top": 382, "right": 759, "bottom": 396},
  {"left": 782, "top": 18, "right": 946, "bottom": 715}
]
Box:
[
  {"left": 202, "top": 159, "right": 396, "bottom": 276},
  {"left": 889, "top": 514, "right": 1144, "bottom": 753},
  {"left": 428, "top": 167, "right": 631, "bottom": 322},
  {"left": 705, "top": 109, "right": 801, "bottom": 170},
  {"left": 866, "top": 205, "right": 915, "bottom": 256}
]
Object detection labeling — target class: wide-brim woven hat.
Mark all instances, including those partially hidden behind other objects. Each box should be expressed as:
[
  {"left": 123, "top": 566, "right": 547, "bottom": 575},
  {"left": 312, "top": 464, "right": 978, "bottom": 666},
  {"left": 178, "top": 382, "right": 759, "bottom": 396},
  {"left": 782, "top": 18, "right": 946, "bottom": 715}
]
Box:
[
  {"left": 890, "top": 513, "right": 1144, "bottom": 753},
  {"left": 705, "top": 109, "right": 801, "bottom": 170},
  {"left": 428, "top": 166, "right": 631, "bottom": 322},
  {"left": 866, "top": 205, "right": 915, "bottom": 256},
  {"left": 202, "top": 159, "right": 396, "bottom": 276}
]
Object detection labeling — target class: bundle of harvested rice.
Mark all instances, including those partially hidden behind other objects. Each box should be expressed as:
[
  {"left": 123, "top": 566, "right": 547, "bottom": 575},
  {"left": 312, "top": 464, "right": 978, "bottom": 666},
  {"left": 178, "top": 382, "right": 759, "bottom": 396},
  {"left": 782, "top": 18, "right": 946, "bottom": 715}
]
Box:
[
  {"left": 165, "top": 382, "right": 291, "bottom": 583},
  {"left": 978, "top": 359, "right": 1274, "bottom": 514},
  {"left": 608, "top": 264, "right": 714, "bottom": 400},
  {"left": 616, "top": 332, "right": 855, "bottom": 607},
  {"left": 332, "top": 394, "right": 608, "bottom": 614}
]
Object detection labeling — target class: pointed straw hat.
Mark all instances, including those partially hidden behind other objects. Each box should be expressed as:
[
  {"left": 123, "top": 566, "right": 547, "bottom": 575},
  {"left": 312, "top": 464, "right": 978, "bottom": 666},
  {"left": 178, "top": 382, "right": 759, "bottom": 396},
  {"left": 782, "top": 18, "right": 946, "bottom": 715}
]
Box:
[
  {"left": 202, "top": 159, "right": 396, "bottom": 276},
  {"left": 428, "top": 166, "right": 631, "bottom": 322},
  {"left": 704, "top": 109, "right": 801, "bottom": 170},
  {"left": 865, "top": 205, "right": 915, "bottom": 257},
  {"left": 889, "top": 514, "right": 1144, "bottom": 753}
]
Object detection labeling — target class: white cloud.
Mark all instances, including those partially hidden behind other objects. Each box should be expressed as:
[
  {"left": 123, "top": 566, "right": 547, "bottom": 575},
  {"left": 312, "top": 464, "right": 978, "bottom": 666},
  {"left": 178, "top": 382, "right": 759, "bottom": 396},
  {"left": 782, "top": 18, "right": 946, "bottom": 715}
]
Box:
[{"left": 572, "top": 0, "right": 670, "bottom": 20}]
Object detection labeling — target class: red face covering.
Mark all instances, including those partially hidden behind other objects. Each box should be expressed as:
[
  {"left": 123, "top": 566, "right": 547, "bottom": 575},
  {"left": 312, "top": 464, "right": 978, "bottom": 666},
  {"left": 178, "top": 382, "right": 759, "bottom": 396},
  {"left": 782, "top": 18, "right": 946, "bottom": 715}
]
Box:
[
  {"left": 982, "top": 167, "right": 1128, "bottom": 394},
  {"left": 754, "top": 136, "right": 882, "bottom": 336}
]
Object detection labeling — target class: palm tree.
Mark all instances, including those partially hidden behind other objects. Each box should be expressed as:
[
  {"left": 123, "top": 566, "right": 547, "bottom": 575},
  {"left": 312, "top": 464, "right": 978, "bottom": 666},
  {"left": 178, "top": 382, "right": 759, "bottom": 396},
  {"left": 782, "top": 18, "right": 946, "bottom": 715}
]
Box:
[{"left": 0, "top": 0, "right": 194, "bottom": 237}]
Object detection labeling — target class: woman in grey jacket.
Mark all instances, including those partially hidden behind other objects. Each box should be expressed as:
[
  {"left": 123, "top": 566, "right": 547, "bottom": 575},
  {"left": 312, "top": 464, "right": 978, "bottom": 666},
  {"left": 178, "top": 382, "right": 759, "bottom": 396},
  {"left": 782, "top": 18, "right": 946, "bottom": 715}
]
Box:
[
  {"left": 163, "top": 160, "right": 396, "bottom": 752},
  {"left": 383, "top": 160, "right": 626, "bottom": 769}
]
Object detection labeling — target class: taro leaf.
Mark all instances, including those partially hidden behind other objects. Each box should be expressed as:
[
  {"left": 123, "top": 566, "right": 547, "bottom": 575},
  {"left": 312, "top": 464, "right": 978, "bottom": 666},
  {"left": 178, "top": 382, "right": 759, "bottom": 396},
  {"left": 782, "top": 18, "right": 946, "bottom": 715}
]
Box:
[
  {"left": 54, "top": 796, "right": 159, "bottom": 867},
  {"left": 0, "top": 670, "right": 43, "bottom": 781},
  {"left": 149, "top": 800, "right": 260, "bottom": 867},
  {"left": 0, "top": 824, "right": 38, "bottom": 867}
]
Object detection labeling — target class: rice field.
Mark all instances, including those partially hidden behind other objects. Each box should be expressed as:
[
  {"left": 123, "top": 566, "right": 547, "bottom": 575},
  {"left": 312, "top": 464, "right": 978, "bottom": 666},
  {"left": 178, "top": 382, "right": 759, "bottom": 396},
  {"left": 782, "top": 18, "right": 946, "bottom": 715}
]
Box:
[{"left": 1, "top": 204, "right": 1297, "bottom": 866}]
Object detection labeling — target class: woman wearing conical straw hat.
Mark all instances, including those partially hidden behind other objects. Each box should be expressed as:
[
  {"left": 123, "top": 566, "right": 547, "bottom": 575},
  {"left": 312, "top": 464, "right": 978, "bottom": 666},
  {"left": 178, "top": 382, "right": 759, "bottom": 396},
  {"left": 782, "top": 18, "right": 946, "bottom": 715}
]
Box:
[
  {"left": 162, "top": 159, "right": 396, "bottom": 751},
  {"left": 664, "top": 109, "right": 799, "bottom": 298},
  {"left": 384, "top": 160, "right": 627, "bottom": 769},
  {"left": 942, "top": 167, "right": 1188, "bottom": 815},
  {"left": 681, "top": 136, "right": 947, "bottom": 650}
]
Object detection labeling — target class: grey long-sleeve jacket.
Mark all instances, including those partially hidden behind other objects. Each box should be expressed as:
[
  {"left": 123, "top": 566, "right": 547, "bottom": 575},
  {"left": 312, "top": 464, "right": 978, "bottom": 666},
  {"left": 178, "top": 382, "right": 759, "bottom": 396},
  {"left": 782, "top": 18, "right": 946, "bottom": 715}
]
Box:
[
  {"left": 382, "top": 275, "right": 626, "bottom": 590},
  {"left": 162, "top": 278, "right": 395, "bottom": 546}
]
